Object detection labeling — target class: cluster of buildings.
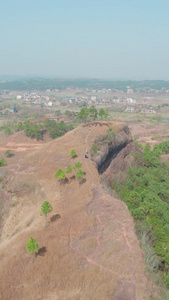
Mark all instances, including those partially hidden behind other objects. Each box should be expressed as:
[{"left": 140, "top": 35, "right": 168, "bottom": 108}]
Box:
[
  {"left": 68, "top": 96, "right": 137, "bottom": 105},
  {"left": 126, "top": 106, "right": 156, "bottom": 113},
  {"left": 17, "top": 93, "right": 53, "bottom": 107},
  {"left": 15, "top": 92, "right": 158, "bottom": 114}
]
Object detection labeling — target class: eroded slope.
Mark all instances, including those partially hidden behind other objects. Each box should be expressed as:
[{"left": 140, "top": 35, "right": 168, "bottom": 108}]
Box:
[{"left": 0, "top": 122, "right": 159, "bottom": 300}]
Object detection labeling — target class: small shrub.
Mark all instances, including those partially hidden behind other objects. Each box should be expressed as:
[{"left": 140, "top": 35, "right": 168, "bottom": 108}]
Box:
[
  {"left": 4, "top": 150, "right": 14, "bottom": 158},
  {"left": 4, "top": 127, "right": 11, "bottom": 135},
  {"left": 75, "top": 169, "right": 84, "bottom": 179},
  {"left": 54, "top": 169, "right": 66, "bottom": 180},
  {"left": 74, "top": 162, "right": 82, "bottom": 169},
  {"left": 0, "top": 159, "right": 7, "bottom": 167},
  {"left": 70, "top": 149, "right": 77, "bottom": 158},
  {"left": 65, "top": 165, "right": 72, "bottom": 174}
]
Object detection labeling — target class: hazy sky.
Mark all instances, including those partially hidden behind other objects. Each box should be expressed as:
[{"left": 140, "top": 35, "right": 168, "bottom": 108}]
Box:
[{"left": 1, "top": 0, "right": 169, "bottom": 80}]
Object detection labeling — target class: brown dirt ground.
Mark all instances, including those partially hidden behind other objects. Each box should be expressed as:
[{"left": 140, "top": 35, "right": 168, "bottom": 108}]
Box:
[
  {"left": 0, "top": 122, "right": 160, "bottom": 300},
  {"left": 128, "top": 121, "right": 169, "bottom": 147}
]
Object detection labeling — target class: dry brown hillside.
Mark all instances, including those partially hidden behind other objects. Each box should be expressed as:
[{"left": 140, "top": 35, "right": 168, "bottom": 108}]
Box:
[{"left": 0, "top": 122, "right": 159, "bottom": 300}]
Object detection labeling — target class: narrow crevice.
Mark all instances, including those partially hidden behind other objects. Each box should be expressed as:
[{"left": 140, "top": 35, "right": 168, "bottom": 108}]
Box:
[{"left": 98, "top": 141, "right": 128, "bottom": 174}]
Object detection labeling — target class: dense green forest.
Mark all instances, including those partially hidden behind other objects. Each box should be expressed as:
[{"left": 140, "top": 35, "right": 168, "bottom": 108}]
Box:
[
  {"left": 1, "top": 78, "right": 169, "bottom": 91},
  {"left": 115, "top": 142, "right": 169, "bottom": 287}
]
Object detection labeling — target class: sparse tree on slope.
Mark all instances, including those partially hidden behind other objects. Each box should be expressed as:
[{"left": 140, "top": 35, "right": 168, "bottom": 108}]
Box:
[
  {"left": 70, "top": 149, "right": 77, "bottom": 158},
  {"left": 26, "top": 237, "right": 39, "bottom": 262},
  {"left": 54, "top": 168, "right": 66, "bottom": 181},
  {"left": 4, "top": 149, "right": 13, "bottom": 157},
  {"left": 74, "top": 162, "right": 82, "bottom": 169},
  {"left": 40, "top": 201, "right": 53, "bottom": 228},
  {"left": 75, "top": 169, "right": 84, "bottom": 179},
  {"left": 65, "top": 165, "right": 73, "bottom": 174}
]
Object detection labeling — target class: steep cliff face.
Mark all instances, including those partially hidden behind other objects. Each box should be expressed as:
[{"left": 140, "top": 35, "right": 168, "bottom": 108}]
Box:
[{"left": 91, "top": 124, "right": 141, "bottom": 184}]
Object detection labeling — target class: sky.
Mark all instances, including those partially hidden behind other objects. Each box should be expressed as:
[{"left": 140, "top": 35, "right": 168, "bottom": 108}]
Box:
[{"left": 1, "top": 0, "right": 169, "bottom": 80}]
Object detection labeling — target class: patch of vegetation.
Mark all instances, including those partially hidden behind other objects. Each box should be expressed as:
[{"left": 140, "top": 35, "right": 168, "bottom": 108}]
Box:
[
  {"left": 65, "top": 165, "right": 73, "bottom": 174},
  {"left": 44, "top": 119, "right": 74, "bottom": 139},
  {"left": 26, "top": 237, "right": 39, "bottom": 262},
  {"left": 75, "top": 169, "right": 84, "bottom": 179},
  {"left": 114, "top": 142, "right": 169, "bottom": 288},
  {"left": 77, "top": 106, "right": 108, "bottom": 123},
  {"left": 70, "top": 149, "right": 77, "bottom": 158},
  {"left": 54, "top": 169, "right": 66, "bottom": 181},
  {"left": 133, "top": 138, "right": 143, "bottom": 150},
  {"left": 40, "top": 201, "right": 53, "bottom": 228},
  {"left": 4, "top": 150, "right": 14, "bottom": 158},
  {"left": 105, "top": 126, "right": 116, "bottom": 141},
  {"left": 98, "top": 108, "right": 109, "bottom": 118},
  {"left": 90, "top": 144, "right": 100, "bottom": 157},
  {"left": 13, "top": 122, "right": 24, "bottom": 131},
  {"left": 0, "top": 159, "right": 7, "bottom": 167},
  {"left": 23, "top": 122, "right": 43, "bottom": 140},
  {"left": 55, "top": 159, "right": 85, "bottom": 184},
  {"left": 74, "top": 162, "right": 82, "bottom": 169},
  {"left": 153, "top": 140, "right": 169, "bottom": 154},
  {"left": 4, "top": 127, "right": 11, "bottom": 135},
  {"left": 0, "top": 117, "right": 74, "bottom": 141}
]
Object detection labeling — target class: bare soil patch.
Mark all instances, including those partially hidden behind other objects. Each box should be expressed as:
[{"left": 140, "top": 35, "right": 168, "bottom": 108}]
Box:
[{"left": 0, "top": 122, "right": 159, "bottom": 300}]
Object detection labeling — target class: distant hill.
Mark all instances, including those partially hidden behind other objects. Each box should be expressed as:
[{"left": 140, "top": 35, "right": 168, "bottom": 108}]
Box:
[{"left": 1, "top": 78, "right": 169, "bottom": 91}]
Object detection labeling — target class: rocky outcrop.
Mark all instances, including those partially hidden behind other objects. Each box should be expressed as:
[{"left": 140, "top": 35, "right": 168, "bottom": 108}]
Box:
[
  {"left": 91, "top": 124, "right": 141, "bottom": 184},
  {"left": 92, "top": 125, "right": 132, "bottom": 172}
]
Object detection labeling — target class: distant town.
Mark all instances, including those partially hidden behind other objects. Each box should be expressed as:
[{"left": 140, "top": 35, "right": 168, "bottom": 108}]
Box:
[{"left": 1, "top": 79, "right": 169, "bottom": 126}]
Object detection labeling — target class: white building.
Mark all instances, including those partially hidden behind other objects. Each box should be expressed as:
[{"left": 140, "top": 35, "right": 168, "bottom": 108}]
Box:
[
  {"left": 127, "top": 98, "right": 136, "bottom": 103},
  {"left": 126, "top": 106, "right": 135, "bottom": 112},
  {"left": 91, "top": 96, "right": 96, "bottom": 101}
]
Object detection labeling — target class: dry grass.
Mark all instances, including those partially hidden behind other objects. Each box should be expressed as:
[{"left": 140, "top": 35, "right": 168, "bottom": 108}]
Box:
[{"left": 0, "top": 122, "right": 160, "bottom": 300}]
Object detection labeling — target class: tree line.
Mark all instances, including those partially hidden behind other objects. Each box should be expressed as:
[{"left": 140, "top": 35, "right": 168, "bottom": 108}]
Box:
[
  {"left": 1, "top": 78, "right": 169, "bottom": 91},
  {"left": 0, "top": 119, "right": 74, "bottom": 140},
  {"left": 77, "top": 106, "right": 108, "bottom": 123}
]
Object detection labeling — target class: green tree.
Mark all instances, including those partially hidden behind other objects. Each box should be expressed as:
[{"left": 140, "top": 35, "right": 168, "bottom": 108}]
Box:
[
  {"left": 0, "top": 159, "right": 7, "bottom": 167},
  {"left": 13, "top": 122, "right": 24, "bottom": 132},
  {"left": 26, "top": 237, "right": 39, "bottom": 262},
  {"left": 98, "top": 108, "right": 107, "bottom": 118},
  {"left": 55, "top": 109, "right": 61, "bottom": 116},
  {"left": 54, "top": 168, "right": 66, "bottom": 180},
  {"left": 65, "top": 165, "right": 73, "bottom": 174},
  {"left": 40, "top": 201, "right": 53, "bottom": 228},
  {"left": 70, "top": 149, "right": 77, "bottom": 158},
  {"left": 4, "top": 127, "right": 11, "bottom": 135},
  {"left": 65, "top": 110, "right": 71, "bottom": 116},
  {"left": 78, "top": 107, "right": 89, "bottom": 123},
  {"left": 89, "top": 106, "right": 98, "bottom": 120},
  {"left": 75, "top": 169, "right": 84, "bottom": 179},
  {"left": 4, "top": 150, "right": 13, "bottom": 158},
  {"left": 74, "top": 162, "right": 82, "bottom": 169}
]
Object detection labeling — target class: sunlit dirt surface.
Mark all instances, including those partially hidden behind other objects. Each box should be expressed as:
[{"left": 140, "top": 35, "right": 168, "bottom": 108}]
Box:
[{"left": 0, "top": 122, "right": 159, "bottom": 300}]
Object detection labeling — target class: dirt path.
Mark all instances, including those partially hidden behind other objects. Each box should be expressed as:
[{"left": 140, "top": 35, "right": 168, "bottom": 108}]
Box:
[{"left": 0, "top": 142, "right": 42, "bottom": 152}]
